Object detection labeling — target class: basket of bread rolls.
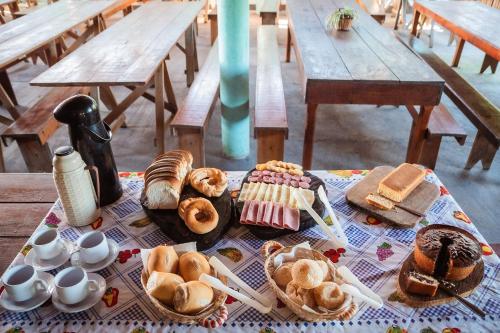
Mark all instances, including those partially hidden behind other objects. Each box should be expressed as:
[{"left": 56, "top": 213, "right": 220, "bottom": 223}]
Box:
[
  {"left": 141, "top": 244, "right": 228, "bottom": 327},
  {"left": 261, "top": 241, "right": 358, "bottom": 321}
]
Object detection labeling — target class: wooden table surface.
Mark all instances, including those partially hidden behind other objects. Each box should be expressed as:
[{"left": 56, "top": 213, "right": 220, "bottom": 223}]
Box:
[
  {"left": 0, "top": 173, "right": 57, "bottom": 275},
  {"left": 31, "top": 1, "right": 205, "bottom": 87},
  {"left": 0, "top": 0, "right": 119, "bottom": 69},
  {"left": 286, "top": 0, "right": 444, "bottom": 169},
  {"left": 413, "top": 0, "right": 500, "bottom": 61},
  {"left": 0, "top": 0, "right": 16, "bottom": 6}
]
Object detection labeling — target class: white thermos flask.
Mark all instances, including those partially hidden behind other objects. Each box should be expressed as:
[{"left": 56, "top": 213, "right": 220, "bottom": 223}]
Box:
[{"left": 53, "top": 146, "right": 100, "bottom": 227}]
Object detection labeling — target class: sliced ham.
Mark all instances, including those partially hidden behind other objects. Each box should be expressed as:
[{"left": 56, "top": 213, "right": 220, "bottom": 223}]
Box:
[
  {"left": 240, "top": 200, "right": 251, "bottom": 224},
  {"left": 246, "top": 200, "right": 260, "bottom": 224},
  {"left": 283, "top": 206, "right": 300, "bottom": 231},
  {"left": 263, "top": 201, "right": 274, "bottom": 224},
  {"left": 256, "top": 201, "right": 266, "bottom": 225},
  {"left": 272, "top": 203, "right": 284, "bottom": 229}
]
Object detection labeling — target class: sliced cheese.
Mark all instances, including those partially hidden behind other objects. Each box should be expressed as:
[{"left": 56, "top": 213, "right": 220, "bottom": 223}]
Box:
[
  {"left": 238, "top": 183, "right": 250, "bottom": 202},
  {"left": 280, "top": 185, "right": 290, "bottom": 206},
  {"left": 255, "top": 183, "right": 268, "bottom": 201},
  {"left": 264, "top": 184, "right": 274, "bottom": 202},
  {"left": 296, "top": 188, "right": 315, "bottom": 209},
  {"left": 288, "top": 187, "right": 298, "bottom": 209},
  {"left": 247, "top": 182, "right": 259, "bottom": 201},
  {"left": 272, "top": 183, "right": 281, "bottom": 203}
]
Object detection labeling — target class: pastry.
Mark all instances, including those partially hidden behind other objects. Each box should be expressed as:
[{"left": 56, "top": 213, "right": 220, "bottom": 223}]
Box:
[
  {"left": 178, "top": 198, "right": 196, "bottom": 220},
  {"left": 414, "top": 224, "right": 481, "bottom": 281},
  {"left": 377, "top": 163, "right": 425, "bottom": 203},
  {"left": 181, "top": 198, "right": 219, "bottom": 234},
  {"left": 178, "top": 252, "right": 211, "bottom": 282},
  {"left": 285, "top": 282, "right": 316, "bottom": 308},
  {"left": 189, "top": 168, "right": 228, "bottom": 197},
  {"left": 173, "top": 281, "right": 214, "bottom": 314},
  {"left": 256, "top": 160, "right": 304, "bottom": 176},
  {"left": 405, "top": 271, "right": 439, "bottom": 297},
  {"left": 272, "top": 262, "right": 294, "bottom": 289},
  {"left": 366, "top": 193, "right": 394, "bottom": 210},
  {"left": 147, "top": 245, "right": 179, "bottom": 275},
  {"left": 315, "top": 260, "right": 331, "bottom": 281},
  {"left": 146, "top": 271, "right": 184, "bottom": 305},
  {"left": 313, "top": 282, "right": 345, "bottom": 310},
  {"left": 291, "top": 259, "right": 323, "bottom": 289},
  {"left": 144, "top": 150, "right": 193, "bottom": 209}
]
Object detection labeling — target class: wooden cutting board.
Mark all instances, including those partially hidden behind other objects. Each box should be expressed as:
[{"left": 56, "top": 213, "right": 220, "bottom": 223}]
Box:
[{"left": 345, "top": 166, "right": 439, "bottom": 228}]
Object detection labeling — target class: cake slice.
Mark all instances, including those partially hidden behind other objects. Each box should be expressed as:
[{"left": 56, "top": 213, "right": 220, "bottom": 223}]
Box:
[
  {"left": 405, "top": 271, "right": 439, "bottom": 297},
  {"left": 366, "top": 193, "right": 394, "bottom": 210},
  {"left": 377, "top": 163, "right": 425, "bottom": 203}
]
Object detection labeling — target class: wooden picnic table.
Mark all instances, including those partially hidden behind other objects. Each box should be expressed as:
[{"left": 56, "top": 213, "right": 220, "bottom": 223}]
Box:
[
  {"left": 0, "top": 0, "right": 19, "bottom": 24},
  {"left": 0, "top": 0, "right": 118, "bottom": 126},
  {"left": 286, "top": 0, "right": 444, "bottom": 170},
  {"left": 31, "top": 1, "right": 205, "bottom": 155},
  {"left": 0, "top": 173, "right": 57, "bottom": 274},
  {"left": 413, "top": 0, "right": 500, "bottom": 73}
]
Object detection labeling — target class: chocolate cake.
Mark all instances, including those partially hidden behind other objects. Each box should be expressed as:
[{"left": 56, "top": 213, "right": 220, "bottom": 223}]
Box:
[
  {"left": 414, "top": 224, "right": 481, "bottom": 281},
  {"left": 405, "top": 271, "right": 439, "bottom": 296}
]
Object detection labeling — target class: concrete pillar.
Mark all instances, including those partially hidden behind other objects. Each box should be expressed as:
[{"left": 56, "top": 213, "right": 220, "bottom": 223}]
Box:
[{"left": 218, "top": 0, "right": 250, "bottom": 159}]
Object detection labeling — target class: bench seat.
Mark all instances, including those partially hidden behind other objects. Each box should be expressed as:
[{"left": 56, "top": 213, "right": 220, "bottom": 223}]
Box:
[
  {"left": 254, "top": 26, "right": 288, "bottom": 163},
  {"left": 171, "top": 40, "right": 220, "bottom": 168}
]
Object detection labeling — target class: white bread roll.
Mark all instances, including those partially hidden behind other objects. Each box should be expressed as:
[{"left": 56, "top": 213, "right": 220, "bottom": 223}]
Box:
[
  {"left": 178, "top": 252, "right": 211, "bottom": 282},
  {"left": 147, "top": 245, "right": 179, "bottom": 275},
  {"left": 291, "top": 259, "right": 323, "bottom": 289},
  {"left": 173, "top": 281, "right": 214, "bottom": 314},
  {"left": 272, "top": 262, "right": 294, "bottom": 289},
  {"left": 146, "top": 272, "right": 184, "bottom": 305}
]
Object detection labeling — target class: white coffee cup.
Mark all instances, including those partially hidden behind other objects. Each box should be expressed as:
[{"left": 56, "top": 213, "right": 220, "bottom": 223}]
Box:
[
  {"left": 32, "top": 228, "right": 63, "bottom": 260},
  {"left": 54, "top": 267, "right": 98, "bottom": 305},
  {"left": 2, "top": 265, "right": 48, "bottom": 302},
  {"left": 77, "top": 231, "right": 109, "bottom": 264}
]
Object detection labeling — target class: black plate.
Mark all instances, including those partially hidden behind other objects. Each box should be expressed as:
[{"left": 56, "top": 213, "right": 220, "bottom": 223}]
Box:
[
  {"left": 141, "top": 185, "right": 233, "bottom": 251},
  {"left": 235, "top": 169, "right": 326, "bottom": 239}
]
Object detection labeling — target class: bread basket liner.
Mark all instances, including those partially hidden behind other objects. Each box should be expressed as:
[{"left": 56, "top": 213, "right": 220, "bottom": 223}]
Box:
[
  {"left": 140, "top": 242, "right": 228, "bottom": 327},
  {"left": 261, "top": 240, "right": 358, "bottom": 322}
]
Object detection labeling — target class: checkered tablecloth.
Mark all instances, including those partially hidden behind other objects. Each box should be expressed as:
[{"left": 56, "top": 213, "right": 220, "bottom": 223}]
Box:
[{"left": 1, "top": 170, "right": 499, "bottom": 333}]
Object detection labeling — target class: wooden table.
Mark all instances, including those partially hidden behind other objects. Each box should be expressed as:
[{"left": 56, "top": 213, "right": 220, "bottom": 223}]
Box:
[
  {"left": 0, "top": 0, "right": 117, "bottom": 126},
  {"left": 31, "top": 1, "right": 205, "bottom": 155},
  {"left": 0, "top": 0, "right": 18, "bottom": 24},
  {"left": 286, "top": 0, "right": 444, "bottom": 169},
  {"left": 413, "top": 0, "right": 500, "bottom": 73},
  {"left": 0, "top": 173, "right": 57, "bottom": 274}
]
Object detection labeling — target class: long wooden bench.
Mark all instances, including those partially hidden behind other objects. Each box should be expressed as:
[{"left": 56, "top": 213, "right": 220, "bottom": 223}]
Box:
[
  {"left": 397, "top": 32, "right": 499, "bottom": 170},
  {"left": 170, "top": 40, "right": 220, "bottom": 168},
  {"left": 254, "top": 26, "right": 288, "bottom": 163},
  {"left": 1, "top": 86, "right": 89, "bottom": 172},
  {"left": 14, "top": 0, "right": 135, "bottom": 19}
]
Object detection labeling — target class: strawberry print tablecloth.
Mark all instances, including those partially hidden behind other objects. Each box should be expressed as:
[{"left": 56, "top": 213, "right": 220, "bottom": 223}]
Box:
[{"left": 1, "top": 170, "right": 499, "bottom": 333}]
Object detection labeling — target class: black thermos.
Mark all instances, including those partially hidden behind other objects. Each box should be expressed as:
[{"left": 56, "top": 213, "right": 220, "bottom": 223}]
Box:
[{"left": 53, "top": 94, "right": 122, "bottom": 206}]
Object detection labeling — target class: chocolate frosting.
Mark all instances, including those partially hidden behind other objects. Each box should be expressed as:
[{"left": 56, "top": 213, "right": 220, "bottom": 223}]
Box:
[{"left": 416, "top": 224, "right": 481, "bottom": 267}]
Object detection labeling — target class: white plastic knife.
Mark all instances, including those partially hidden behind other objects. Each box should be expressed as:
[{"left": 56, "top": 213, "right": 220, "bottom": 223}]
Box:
[
  {"left": 318, "top": 186, "right": 348, "bottom": 247},
  {"left": 337, "top": 266, "right": 383, "bottom": 308}
]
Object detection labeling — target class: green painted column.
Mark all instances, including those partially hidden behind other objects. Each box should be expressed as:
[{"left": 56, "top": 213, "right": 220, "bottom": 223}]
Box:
[{"left": 218, "top": 0, "right": 250, "bottom": 159}]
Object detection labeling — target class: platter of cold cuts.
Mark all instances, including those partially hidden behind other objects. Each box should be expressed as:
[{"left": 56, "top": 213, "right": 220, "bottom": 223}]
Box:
[{"left": 235, "top": 160, "right": 326, "bottom": 239}]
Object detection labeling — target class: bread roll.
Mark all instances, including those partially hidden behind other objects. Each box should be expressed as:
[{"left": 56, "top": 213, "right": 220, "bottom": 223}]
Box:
[
  {"left": 179, "top": 252, "right": 211, "bottom": 282},
  {"left": 272, "top": 262, "right": 294, "bottom": 289},
  {"left": 146, "top": 272, "right": 184, "bottom": 305},
  {"left": 173, "top": 281, "right": 214, "bottom": 314},
  {"left": 313, "top": 282, "right": 345, "bottom": 310},
  {"left": 285, "top": 282, "right": 316, "bottom": 308},
  {"left": 315, "top": 260, "right": 331, "bottom": 281},
  {"left": 147, "top": 245, "right": 179, "bottom": 275},
  {"left": 291, "top": 259, "right": 323, "bottom": 289}
]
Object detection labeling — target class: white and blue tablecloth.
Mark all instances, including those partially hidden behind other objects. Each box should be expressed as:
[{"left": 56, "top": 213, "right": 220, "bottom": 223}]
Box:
[{"left": 1, "top": 170, "right": 498, "bottom": 333}]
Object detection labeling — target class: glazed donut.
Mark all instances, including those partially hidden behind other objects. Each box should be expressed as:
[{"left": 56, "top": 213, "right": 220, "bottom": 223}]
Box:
[
  {"left": 183, "top": 198, "right": 219, "bottom": 234},
  {"left": 313, "top": 282, "right": 345, "bottom": 310},
  {"left": 189, "top": 168, "right": 228, "bottom": 197},
  {"left": 285, "top": 282, "right": 316, "bottom": 308},
  {"left": 291, "top": 259, "right": 323, "bottom": 289}
]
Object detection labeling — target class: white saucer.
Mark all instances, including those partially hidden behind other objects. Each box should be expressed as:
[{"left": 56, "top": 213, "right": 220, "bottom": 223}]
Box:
[
  {"left": 0, "top": 272, "right": 54, "bottom": 312},
  {"left": 25, "top": 239, "right": 74, "bottom": 271},
  {"left": 51, "top": 273, "right": 106, "bottom": 313},
  {"left": 70, "top": 239, "right": 119, "bottom": 273}
]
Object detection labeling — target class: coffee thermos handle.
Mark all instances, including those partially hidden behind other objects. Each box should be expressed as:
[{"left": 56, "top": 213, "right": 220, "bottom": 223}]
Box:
[
  {"left": 85, "top": 165, "right": 100, "bottom": 209},
  {"left": 82, "top": 122, "right": 112, "bottom": 143}
]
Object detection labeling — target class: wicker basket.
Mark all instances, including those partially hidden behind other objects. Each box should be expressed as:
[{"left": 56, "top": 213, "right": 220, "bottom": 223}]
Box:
[
  {"left": 140, "top": 255, "right": 228, "bottom": 327},
  {"left": 335, "top": 17, "right": 353, "bottom": 31},
  {"left": 261, "top": 241, "right": 358, "bottom": 321}
]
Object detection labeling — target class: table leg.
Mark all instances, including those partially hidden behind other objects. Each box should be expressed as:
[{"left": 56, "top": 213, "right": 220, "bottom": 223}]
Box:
[
  {"left": 302, "top": 103, "right": 318, "bottom": 170},
  {"left": 163, "top": 62, "right": 177, "bottom": 112},
  {"left": 286, "top": 26, "right": 292, "bottom": 63},
  {"left": 44, "top": 40, "right": 58, "bottom": 66},
  {"left": 185, "top": 23, "right": 195, "bottom": 87},
  {"left": 451, "top": 38, "right": 465, "bottom": 68},
  {"left": 0, "top": 81, "right": 20, "bottom": 121},
  {"left": 406, "top": 105, "right": 433, "bottom": 163},
  {"left": 480, "top": 54, "right": 498, "bottom": 74},
  {"left": 410, "top": 9, "right": 420, "bottom": 36},
  {"left": 0, "top": 70, "right": 18, "bottom": 106},
  {"left": 154, "top": 64, "right": 165, "bottom": 155},
  {"left": 209, "top": 15, "right": 218, "bottom": 45}
]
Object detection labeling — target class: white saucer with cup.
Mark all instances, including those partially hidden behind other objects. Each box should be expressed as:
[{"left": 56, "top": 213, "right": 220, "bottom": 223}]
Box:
[
  {"left": 70, "top": 231, "right": 119, "bottom": 272},
  {"left": 0, "top": 264, "right": 54, "bottom": 312},
  {"left": 52, "top": 266, "right": 106, "bottom": 313},
  {"left": 24, "top": 228, "right": 73, "bottom": 271}
]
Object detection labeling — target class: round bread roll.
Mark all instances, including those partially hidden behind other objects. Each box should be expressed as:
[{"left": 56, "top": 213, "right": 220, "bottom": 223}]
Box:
[
  {"left": 285, "top": 282, "right": 316, "bottom": 308},
  {"left": 316, "top": 260, "right": 331, "bottom": 281},
  {"left": 173, "top": 281, "right": 214, "bottom": 314},
  {"left": 313, "top": 282, "right": 345, "bottom": 310},
  {"left": 147, "top": 245, "right": 179, "bottom": 275},
  {"left": 291, "top": 259, "right": 323, "bottom": 289},
  {"left": 179, "top": 251, "right": 211, "bottom": 282},
  {"left": 272, "top": 262, "right": 294, "bottom": 289},
  {"left": 146, "top": 272, "right": 184, "bottom": 305}
]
